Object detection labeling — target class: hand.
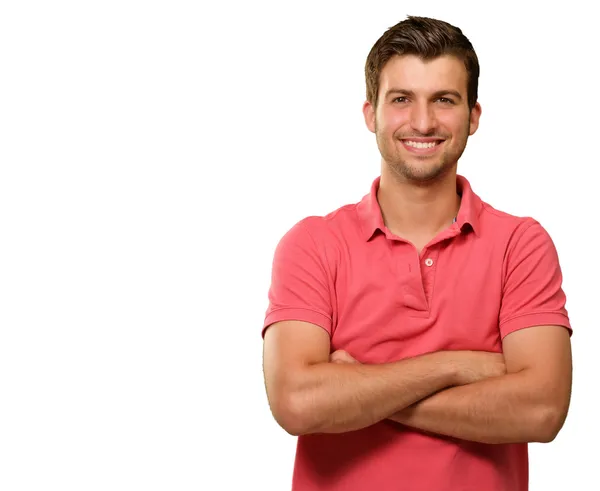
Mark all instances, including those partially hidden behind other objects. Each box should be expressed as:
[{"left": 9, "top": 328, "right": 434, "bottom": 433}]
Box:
[
  {"left": 452, "top": 351, "right": 506, "bottom": 386},
  {"left": 330, "top": 349, "right": 360, "bottom": 364}
]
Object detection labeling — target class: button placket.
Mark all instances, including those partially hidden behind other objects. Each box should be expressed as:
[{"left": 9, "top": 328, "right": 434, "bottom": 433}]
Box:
[{"left": 421, "top": 248, "right": 440, "bottom": 305}]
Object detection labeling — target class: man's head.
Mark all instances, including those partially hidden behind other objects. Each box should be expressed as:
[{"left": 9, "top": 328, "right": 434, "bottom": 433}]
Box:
[{"left": 363, "top": 16, "right": 482, "bottom": 183}]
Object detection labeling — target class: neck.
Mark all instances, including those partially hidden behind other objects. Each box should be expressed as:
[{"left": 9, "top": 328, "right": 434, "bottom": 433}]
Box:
[{"left": 377, "top": 165, "right": 460, "bottom": 238}]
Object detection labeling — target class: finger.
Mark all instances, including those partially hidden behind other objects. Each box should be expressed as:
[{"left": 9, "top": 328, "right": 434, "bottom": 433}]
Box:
[
  {"left": 330, "top": 350, "right": 351, "bottom": 363},
  {"left": 331, "top": 350, "right": 359, "bottom": 364}
]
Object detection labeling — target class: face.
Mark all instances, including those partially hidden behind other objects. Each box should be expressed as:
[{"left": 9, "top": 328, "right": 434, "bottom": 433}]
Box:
[{"left": 363, "top": 54, "right": 482, "bottom": 183}]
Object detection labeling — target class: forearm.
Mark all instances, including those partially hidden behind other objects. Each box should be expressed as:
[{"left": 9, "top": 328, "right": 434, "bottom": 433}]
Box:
[
  {"left": 389, "top": 369, "right": 556, "bottom": 444},
  {"left": 287, "top": 352, "right": 458, "bottom": 435}
]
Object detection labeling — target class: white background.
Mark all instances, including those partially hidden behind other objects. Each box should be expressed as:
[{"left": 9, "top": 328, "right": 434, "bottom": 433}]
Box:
[{"left": 0, "top": 1, "right": 596, "bottom": 490}]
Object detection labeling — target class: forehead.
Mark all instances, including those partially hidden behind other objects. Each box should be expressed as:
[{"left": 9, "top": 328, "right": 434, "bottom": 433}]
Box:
[{"left": 379, "top": 54, "right": 468, "bottom": 96}]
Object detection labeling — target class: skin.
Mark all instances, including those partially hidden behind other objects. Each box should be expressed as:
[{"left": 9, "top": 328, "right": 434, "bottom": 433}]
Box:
[{"left": 365, "top": 54, "right": 480, "bottom": 184}]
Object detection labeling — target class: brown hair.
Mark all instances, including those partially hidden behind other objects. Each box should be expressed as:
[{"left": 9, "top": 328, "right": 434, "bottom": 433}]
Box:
[{"left": 365, "top": 16, "right": 480, "bottom": 110}]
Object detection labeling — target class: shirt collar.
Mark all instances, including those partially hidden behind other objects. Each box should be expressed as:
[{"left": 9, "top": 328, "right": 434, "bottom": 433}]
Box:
[{"left": 356, "top": 174, "right": 483, "bottom": 242}]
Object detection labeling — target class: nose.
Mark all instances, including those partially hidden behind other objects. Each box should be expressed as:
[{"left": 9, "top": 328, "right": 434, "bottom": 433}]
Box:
[{"left": 409, "top": 102, "right": 437, "bottom": 135}]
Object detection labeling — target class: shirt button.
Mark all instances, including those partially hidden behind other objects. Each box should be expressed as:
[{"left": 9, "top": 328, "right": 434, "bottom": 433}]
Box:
[{"left": 424, "top": 258, "right": 434, "bottom": 267}]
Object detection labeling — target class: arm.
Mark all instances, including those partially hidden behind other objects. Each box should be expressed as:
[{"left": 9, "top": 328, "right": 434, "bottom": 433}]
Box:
[
  {"left": 263, "top": 320, "right": 504, "bottom": 436},
  {"left": 388, "top": 325, "right": 572, "bottom": 444}
]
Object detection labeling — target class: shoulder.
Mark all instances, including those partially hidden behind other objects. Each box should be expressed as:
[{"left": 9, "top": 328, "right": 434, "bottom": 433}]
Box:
[
  {"left": 280, "top": 199, "right": 362, "bottom": 248},
  {"left": 478, "top": 200, "right": 551, "bottom": 245},
  {"left": 477, "top": 201, "right": 562, "bottom": 287},
  {"left": 480, "top": 200, "right": 535, "bottom": 229}
]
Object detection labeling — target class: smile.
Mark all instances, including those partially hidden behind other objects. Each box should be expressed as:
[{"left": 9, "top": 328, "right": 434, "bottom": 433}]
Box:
[
  {"left": 404, "top": 140, "right": 440, "bottom": 148},
  {"left": 400, "top": 139, "right": 444, "bottom": 154}
]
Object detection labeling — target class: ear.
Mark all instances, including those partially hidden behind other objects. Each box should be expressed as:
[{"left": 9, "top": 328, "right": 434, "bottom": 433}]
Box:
[
  {"left": 362, "top": 100, "right": 376, "bottom": 133},
  {"left": 469, "top": 102, "right": 482, "bottom": 135}
]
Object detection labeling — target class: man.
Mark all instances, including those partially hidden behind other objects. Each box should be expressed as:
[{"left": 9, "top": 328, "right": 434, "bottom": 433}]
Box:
[{"left": 261, "top": 15, "right": 572, "bottom": 491}]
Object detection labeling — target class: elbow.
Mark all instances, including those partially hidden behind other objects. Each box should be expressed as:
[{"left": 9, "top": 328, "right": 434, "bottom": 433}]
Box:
[
  {"left": 535, "top": 405, "right": 568, "bottom": 443},
  {"left": 277, "top": 410, "right": 310, "bottom": 437},
  {"left": 270, "top": 392, "right": 315, "bottom": 437}
]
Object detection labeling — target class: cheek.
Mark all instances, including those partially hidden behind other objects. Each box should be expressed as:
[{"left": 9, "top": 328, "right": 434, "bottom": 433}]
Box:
[
  {"left": 377, "top": 108, "right": 407, "bottom": 135},
  {"left": 435, "top": 115, "right": 468, "bottom": 140}
]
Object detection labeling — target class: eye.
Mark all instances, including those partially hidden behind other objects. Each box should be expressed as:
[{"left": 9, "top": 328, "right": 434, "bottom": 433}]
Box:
[
  {"left": 392, "top": 96, "right": 408, "bottom": 103},
  {"left": 436, "top": 97, "right": 455, "bottom": 104}
]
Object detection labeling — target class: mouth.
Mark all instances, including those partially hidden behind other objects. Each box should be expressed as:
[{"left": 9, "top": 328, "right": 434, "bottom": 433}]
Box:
[{"left": 400, "top": 139, "right": 445, "bottom": 155}]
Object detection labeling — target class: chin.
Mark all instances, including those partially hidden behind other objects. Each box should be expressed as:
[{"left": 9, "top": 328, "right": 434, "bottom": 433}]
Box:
[{"left": 390, "top": 160, "right": 449, "bottom": 183}]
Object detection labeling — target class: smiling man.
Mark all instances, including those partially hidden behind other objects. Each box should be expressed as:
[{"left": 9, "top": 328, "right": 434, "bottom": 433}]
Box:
[{"left": 262, "top": 16, "right": 572, "bottom": 491}]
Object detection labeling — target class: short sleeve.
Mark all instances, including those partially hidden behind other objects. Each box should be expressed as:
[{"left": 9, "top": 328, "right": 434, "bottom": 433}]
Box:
[
  {"left": 262, "top": 217, "right": 334, "bottom": 338},
  {"left": 499, "top": 219, "right": 571, "bottom": 339}
]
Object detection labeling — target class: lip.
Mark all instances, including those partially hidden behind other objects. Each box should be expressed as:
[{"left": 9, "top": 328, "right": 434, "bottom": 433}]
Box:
[{"left": 400, "top": 139, "right": 444, "bottom": 155}]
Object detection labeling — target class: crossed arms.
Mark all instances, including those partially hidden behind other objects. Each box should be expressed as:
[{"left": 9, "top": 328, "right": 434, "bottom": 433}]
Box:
[{"left": 262, "top": 320, "right": 572, "bottom": 444}]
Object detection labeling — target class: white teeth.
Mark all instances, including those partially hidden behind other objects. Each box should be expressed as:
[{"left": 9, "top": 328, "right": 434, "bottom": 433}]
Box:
[{"left": 404, "top": 140, "right": 439, "bottom": 149}]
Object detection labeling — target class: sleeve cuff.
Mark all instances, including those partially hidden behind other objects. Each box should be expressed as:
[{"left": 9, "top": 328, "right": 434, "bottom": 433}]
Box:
[
  {"left": 262, "top": 308, "right": 332, "bottom": 338},
  {"left": 500, "top": 312, "right": 572, "bottom": 339}
]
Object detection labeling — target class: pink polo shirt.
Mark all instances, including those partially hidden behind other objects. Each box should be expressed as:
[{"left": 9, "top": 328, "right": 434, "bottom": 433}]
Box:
[{"left": 262, "top": 175, "right": 571, "bottom": 491}]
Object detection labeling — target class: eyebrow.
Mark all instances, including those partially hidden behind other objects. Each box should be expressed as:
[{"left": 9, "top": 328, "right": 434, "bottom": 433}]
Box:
[{"left": 385, "top": 89, "right": 463, "bottom": 101}]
